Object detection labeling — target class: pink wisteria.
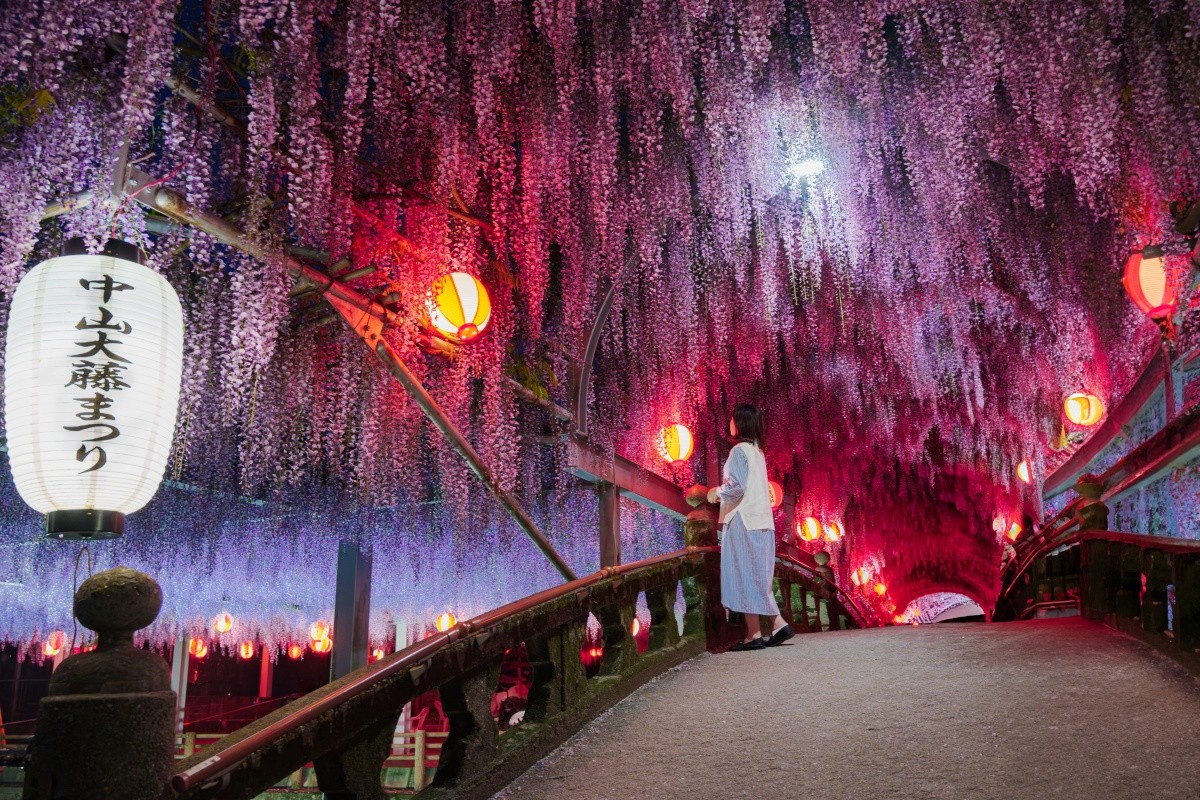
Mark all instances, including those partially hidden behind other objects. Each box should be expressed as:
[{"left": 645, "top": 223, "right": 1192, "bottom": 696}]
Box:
[{"left": 0, "top": 0, "right": 1199, "bottom": 628}]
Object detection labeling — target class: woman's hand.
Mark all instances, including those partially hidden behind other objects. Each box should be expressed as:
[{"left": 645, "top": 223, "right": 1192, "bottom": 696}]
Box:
[{"left": 706, "top": 486, "right": 720, "bottom": 504}]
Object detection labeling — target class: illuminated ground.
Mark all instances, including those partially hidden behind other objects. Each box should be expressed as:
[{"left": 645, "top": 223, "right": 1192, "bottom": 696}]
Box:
[{"left": 495, "top": 619, "right": 1200, "bottom": 799}]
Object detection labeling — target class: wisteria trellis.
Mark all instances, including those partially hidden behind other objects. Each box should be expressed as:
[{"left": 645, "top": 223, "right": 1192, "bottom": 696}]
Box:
[{"left": 1, "top": 0, "right": 1199, "bottom": 647}]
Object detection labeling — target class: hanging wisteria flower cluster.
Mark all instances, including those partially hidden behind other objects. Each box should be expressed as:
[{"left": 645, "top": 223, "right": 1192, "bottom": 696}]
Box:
[{"left": 1, "top": 0, "right": 1200, "bottom": 629}]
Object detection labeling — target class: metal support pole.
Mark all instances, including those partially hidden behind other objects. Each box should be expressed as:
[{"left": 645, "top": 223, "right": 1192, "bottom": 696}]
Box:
[
  {"left": 372, "top": 338, "right": 577, "bottom": 581},
  {"left": 598, "top": 483, "right": 621, "bottom": 568},
  {"left": 331, "top": 541, "right": 373, "bottom": 681}
]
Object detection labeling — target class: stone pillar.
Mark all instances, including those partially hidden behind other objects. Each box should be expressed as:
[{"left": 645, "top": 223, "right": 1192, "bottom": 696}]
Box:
[
  {"left": 1075, "top": 474, "right": 1109, "bottom": 531},
  {"left": 24, "top": 567, "right": 175, "bottom": 800}
]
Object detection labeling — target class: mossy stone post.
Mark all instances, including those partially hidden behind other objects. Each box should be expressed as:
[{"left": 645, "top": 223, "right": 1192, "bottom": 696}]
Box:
[
  {"left": 1074, "top": 474, "right": 1112, "bottom": 621},
  {"left": 23, "top": 567, "right": 175, "bottom": 800},
  {"left": 683, "top": 483, "right": 729, "bottom": 649}
]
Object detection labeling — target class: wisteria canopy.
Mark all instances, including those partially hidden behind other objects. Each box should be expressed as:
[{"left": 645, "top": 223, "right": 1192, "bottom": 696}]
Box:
[{"left": 1, "top": 0, "right": 1199, "bottom": 651}]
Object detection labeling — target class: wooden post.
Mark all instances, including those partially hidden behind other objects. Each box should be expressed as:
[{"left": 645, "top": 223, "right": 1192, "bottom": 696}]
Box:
[
  {"left": 331, "top": 541, "right": 373, "bottom": 681},
  {"left": 413, "top": 729, "right": 426, "bottom": 789},
  {"left": 169, "top": 633, "right": 189, "bottom": 746},
  {"left": 258, "top": 646, "right": 274, "bottom": 699},
  {"left": 599, "top": 483, "right": 620, "bottom": 568}
]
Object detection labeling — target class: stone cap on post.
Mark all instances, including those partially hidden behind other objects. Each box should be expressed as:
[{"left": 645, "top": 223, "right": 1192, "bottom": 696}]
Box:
[{"left": 48, "top": 566, "right": 170, "bottom": 696}]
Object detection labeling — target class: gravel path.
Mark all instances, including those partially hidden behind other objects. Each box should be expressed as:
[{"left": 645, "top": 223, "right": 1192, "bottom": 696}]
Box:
[{"left": 493, "top": 618, "right": 1200, "bottom": 800}]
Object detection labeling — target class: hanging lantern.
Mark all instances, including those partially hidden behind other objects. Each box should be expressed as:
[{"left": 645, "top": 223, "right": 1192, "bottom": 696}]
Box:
[
  {"left": 311, "top": 636, "right": 333, "bottom": 654},
  {"left": 992, "top": 514, "right": 1008, "bottom": 535},
  {"left": 1064, "top": 393, "right": 1104, "bottom": 427},
  {"left": 824, "top": 521, "right": 843, "bottom": 542},
  {"left": 371, "top": 647, "right": 385, "bottom": 662},
  {"left": 1122, "top": 245, "right": 1175, "bottom": 320},
  {"left": 238, "top": 641, "right": 256, "bottom": 660},
  {"left": 188, "top": 637, "right": 209, "bottom": 660},
  {"left": 658, "top": 423, "right": 694, "bottom": 463},
  {"left": 309, "top": 620, "right": 330, "bottom": 642},
  {"left": 850, "top": 566, "right": 872, "bottom": 587},
  {"left": 873, "top": 582, "right": 888, "bottom": 597},
  {"left": 1007, "top": 522, "right": 1023, "bottom": 542},
  {"left": 631, "top": 618, "right": 641, "bottom": 636},
  {"left": 435, "top": 612, "right": 457, "bottom": 632},
  {"left": 42, "top": 630, "right": 67, "bottom": 657},
  {"left": 287, "top": 644, "right": 304, "bottom": 660},
  {"left": 797, "top": 516, "right": 822, "bottom": 542},
  {"left": 3, "top": 241, "right": 185, "bottom": 539},
  {"left": 1016, "top": 460, "right": 1032, "bottom": 485},
  {"left": 768, "top": 480, "right": 783, "bottom": 509},
  {"left": 428, "top": 272, "right": 491, "bottom": 344},
  {"left": 213, "top": 612, "right": 233, "bottom": 634}
]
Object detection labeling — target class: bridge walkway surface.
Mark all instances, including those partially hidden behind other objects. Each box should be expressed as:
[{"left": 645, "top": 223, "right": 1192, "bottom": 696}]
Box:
[{"left": 494, "top": 618, "right": 1200, "bottom": 800}]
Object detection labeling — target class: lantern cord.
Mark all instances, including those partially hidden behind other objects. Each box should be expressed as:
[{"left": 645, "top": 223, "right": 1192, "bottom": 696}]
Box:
[{"left": 69, "top": 544, "right": 94, "bottom": 655}]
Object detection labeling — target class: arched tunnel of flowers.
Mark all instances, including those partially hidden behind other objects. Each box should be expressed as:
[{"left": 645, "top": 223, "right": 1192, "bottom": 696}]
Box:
[{"left": 1, "top": 0, "right": 1199, "bottom": 652}]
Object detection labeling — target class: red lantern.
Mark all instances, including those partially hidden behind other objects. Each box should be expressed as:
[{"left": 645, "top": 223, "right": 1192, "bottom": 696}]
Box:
[
  {"left": 371, "top": 647, "right": 385, "bottom": 662},
  {"left": 1122, "top": 245, "right": 1175, "bottom": 320},
  {"left": 435, "top": 612, "right": 457, "bottom": 632},
  {"left": 768, "top": 480, "right": 783, "bottom": 509},
  {"left": 309, "top": 620, "right": 330, "bottom": 642},
  {"left": 658, "top": 424, "right": 694, "bottom": 463},
  {"left": 42, "top": 630, "right": 67, "bottom": 657},
  {"left": 311, "top": 636, "right": 333, "bottom": 654},
  {"left": 287, "top": 644, "right": 304, "bottom": 660},
  {"left": 213, "top": 612, "right": 233, "bottom": 634},
  {"left": 188, "top": 637, "right": 209, "bottom": 660},
  {"left": 797, "top": 516, "right": 822, "bottom": 542},
  {"left": 238, "top": 641, "right": 256, "bottom": 660}
]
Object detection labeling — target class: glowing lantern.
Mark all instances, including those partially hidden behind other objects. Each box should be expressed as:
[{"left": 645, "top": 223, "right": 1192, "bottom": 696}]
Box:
[
  {"left": 1122, "top": 245, "right": 1175, "bottom": 320},
  {"left": 309, "top": 620, "right": 330, "bottom": 643},
  {"left": 238, "top": 641, "right": 256, "bottom": 660},
  {"left": 1007, "top": 522, "right": 1023, "bottom": 542},
  {"left": 435, "top": 612, "right": 457, "bottom": 632},
  {"left": 42, "top": 630, "right": 67, "bottom": 657},
  {"left": 428, "top": 272, "right": 491, "bottom": 344},
  {"left": 873, "top": 583, "right": 888, "bottom": 597},
  {"left": 3, "top": 243, "right": 185, "bottom": 539},
  {"left": 797, "top": 516, "right": 822, "bottom": 542},
  {"left": 992, "top": 514, "right": 1007, "bottom": 535},
  {"left": 1064, "top": 393, "right": 1104, "bottom": 427},
  {"left": 850, "top": 567, "right": 872, "bottom": 587},
  {"left": 287, "top": 644, "right": 304, "bottom": 660},
  {"left": 768, "top": 481, "right": 783, "bottom": 509},
  {"left": 188, "top": 637, "right": 208, "bottom": 660},
  {"left": 893, "top": 615, "right": 905, "bottom": 625},
  {"left": 311, "top": 636, "right": 333, "bottom": 654},
  {"left": 658, "top": 423, "right": 694, "bottom": 463},
  {"left": 824, "top": 521, "right": 843, "bottom": 542},
  {"left": 1016, "top": 460, "right": 1032, "bottom": 485},
  {"left": 213, "top": 612, "right": 233, "bottom": 634},
  {"left": 371, "top": 647, "right": 385, "bottom": 662}
]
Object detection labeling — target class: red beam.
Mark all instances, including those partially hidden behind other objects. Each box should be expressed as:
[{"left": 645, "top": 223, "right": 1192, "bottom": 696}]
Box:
[
  {"left": 1043, "top": 348, "right": 1166, "bottom": 498},
  {"left": 566, "top": 436, "right": 691, "bottom": 519}
]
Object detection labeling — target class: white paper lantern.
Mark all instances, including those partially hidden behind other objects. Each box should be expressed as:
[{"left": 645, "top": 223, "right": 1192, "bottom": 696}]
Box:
[{"left": 3, "top": 246, "right": 184, "bottom": 539}]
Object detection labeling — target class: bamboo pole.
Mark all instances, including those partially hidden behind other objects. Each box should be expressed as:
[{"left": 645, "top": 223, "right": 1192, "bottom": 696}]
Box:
[{"left": 370, "top": 338, "right": 577, "bottom": 581}]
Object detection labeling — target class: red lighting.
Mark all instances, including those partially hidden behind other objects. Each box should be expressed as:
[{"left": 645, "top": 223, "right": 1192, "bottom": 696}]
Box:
[
  {"left": 287, "top": 644, "right": 304, "bottom": 660},
  {"left": 768, "top": 480, "right": 783, "bottom": 509},
  {"left": 238, "top": 641, "right": 256, "bottom": 660}
]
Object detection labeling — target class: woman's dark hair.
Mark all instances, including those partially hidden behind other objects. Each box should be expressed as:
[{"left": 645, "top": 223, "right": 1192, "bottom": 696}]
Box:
[{"left": 731, "top": 404, "right": 764, "bottom": 446}]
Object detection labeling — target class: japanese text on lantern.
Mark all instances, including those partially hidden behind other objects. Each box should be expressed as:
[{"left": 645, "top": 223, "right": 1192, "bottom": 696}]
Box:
[{"left": 64, "top": 274, "right": 133, "bottom": 473}]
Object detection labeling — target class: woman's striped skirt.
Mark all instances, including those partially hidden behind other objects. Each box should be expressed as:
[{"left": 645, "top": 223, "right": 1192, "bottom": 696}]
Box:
[{"left": 720, "top": 515, "right": 780, "bottom": 616}]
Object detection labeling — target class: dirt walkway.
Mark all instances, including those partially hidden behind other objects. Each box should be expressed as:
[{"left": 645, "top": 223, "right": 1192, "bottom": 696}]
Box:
[{"left": 493, "top": 618, "right": 1200, "bottom": 800}]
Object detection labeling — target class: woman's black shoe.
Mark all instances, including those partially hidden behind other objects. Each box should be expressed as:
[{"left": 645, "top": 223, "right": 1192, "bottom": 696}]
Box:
[
  {"left": 729, "top": 637, "right": 766, "bottom": 651},
  {"left": 765, "top": 624, "right": 794, "bottom": 647}
]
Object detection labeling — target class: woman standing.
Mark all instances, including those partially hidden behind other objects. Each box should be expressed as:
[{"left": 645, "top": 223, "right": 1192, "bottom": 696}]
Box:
[{"left": 707, "top": 404, "right": 794, "bottom": 651}]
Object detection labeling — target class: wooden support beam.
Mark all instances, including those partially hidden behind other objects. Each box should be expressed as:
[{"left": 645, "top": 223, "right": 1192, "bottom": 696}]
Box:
[
  {"left": 566, "top": 436, "right": 690, "bottom": 519},
  {"left": 598, "top": 483, "right": 620, "bottom": 567}
]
